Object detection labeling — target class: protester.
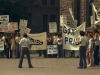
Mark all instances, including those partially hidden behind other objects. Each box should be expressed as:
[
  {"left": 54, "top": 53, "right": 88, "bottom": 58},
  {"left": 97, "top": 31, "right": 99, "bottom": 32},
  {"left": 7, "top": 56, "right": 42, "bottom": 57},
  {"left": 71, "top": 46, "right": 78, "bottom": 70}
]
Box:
[
  {"left": 2, "top": 33, "right": 8, "bottom": 58},
  {"left": 43, "top": 33, "right": 52, "bottom": 58},
  {"left": 15, "top": 32, "right": 21, "bottom": 58},
  {"left": 6, "top": 33, "right": 12, "bottom": 58},
  {"left": 56, "top": 33, "right": 63, "bottom": 58},
  {"left": 85, "top": 31, "right": 90, "bottom": 65},
  {"left": 18, "top": 33, "right": 33, "bottom": 68},
  {"left": 0, "top": 34, "right": 4, "bottom": 58},
  {"left": 88, "top": 32, "right": 94, "bottom": 67},
  {"left": 93, "top": 29, "right": 99, "bottom": 65},
  {"left": 77, "top": 31, "right": 87, "bottom": 69},
  {"left": 52, "top": 33, "right": 58, "bottom": 58},
  {"left": 10, "top": 34, "right": 16, "bottom": 58}
]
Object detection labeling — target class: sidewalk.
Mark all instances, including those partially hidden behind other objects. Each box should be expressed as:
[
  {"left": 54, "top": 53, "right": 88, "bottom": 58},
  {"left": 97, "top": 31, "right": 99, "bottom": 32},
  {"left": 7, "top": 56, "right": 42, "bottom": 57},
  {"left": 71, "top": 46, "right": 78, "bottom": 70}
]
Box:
[{"left": 0, "top": 54, "right": 100, "bottom": 75}]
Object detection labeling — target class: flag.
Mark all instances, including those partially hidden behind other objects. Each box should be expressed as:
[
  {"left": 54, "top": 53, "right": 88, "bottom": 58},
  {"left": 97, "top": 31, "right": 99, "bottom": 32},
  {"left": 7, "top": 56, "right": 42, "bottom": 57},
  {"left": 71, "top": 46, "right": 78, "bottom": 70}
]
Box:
[
  {"left": 69, "top": 8, "right": 74, "bottom": 20},
  {"left": 92, "top": 3, "right": 100, "bottom": 25}
]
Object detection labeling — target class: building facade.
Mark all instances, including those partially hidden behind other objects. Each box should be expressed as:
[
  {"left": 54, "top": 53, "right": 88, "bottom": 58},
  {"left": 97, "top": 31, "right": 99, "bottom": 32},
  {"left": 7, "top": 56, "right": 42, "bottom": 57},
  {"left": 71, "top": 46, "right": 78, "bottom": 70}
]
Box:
[
  {"left": 60, "top": 0, "right": 100, "bottom": 27},
  {"left": 10, "top": 0, "right": 60, "bottom": 33},
  {"left": 29, "top": 0, "right": 60, "bottom": 33}
]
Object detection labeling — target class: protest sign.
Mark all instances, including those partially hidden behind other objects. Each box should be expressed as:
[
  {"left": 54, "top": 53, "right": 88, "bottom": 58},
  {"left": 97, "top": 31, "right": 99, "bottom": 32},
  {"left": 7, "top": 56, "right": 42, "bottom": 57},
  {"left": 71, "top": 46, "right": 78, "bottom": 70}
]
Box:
[
  {"left": 49, "top": 22, "right": 57, "bottom": 33},
  {"left": 0, "top": 15, "right": 9, "bottom": 22},
  {"left": 47, "top": 45, "right": 58, "bottom": 54},
  {"left": 0, "top": 41, "right": 4, "bottom": 51},
  {"left": 19, "top": 19, "right": 28, "bottom": 29},
  {"left": 60, "top": 15, "right": 67, "bottom": 26}
]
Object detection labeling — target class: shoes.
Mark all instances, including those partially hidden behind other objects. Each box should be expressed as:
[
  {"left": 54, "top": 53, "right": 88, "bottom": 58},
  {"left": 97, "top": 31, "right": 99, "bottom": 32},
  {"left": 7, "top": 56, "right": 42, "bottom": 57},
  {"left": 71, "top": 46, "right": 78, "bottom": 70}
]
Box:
[
  {"left": 77, "top": 67, "right": 83, "bottom": 69},
  {"left": 18, "top": 66, "right": 22, "bottom": 68},
  {"left": 29, "top": 66, "right": 33, "bottom": 68}
]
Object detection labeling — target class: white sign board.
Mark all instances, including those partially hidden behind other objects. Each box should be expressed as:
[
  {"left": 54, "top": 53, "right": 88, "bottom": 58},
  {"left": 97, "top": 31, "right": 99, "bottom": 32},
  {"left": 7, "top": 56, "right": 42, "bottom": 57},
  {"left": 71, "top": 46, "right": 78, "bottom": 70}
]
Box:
[
  {"left": 1, "top": 22, "right": 8, "bottom": 32},
  {"left": 47, "top": 45, "right": 58, "bottom": 54},
  {"left": 7, "top": 22, "right": 18, "bottom": 33},
  {"left": 19, "top": 19, "right": 28, "bottom": 29},
  {"left": 67, "top": 20, "right": 77, "bottom": 28},
  {"left": 60, "top": 15, "right": 67, "bottom": 26},
  {"left": 0, "top": 15, "right": 9, "bottom": 22},
  {"left": 49, "top": 22, "right": 57, "bottom": 33},
  {"left": 0, "top": 41, "right": 4, "bottom": 51}
]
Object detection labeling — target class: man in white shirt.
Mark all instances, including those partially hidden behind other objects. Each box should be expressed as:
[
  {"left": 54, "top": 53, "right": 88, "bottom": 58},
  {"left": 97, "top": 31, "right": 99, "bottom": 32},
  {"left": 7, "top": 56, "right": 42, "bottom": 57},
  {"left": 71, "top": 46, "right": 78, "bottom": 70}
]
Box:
[
  {"left": 18, "top": 33, "right": 33, "bottom": 68},
  {"left": 77, "top": 31, "right": 87, "bottom": 69}
]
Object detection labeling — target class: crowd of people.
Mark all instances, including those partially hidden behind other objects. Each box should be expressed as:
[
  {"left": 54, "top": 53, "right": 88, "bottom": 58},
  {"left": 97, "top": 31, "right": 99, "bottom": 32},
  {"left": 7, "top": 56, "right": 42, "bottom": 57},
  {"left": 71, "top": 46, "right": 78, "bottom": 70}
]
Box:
[
  {"left": 38, "top": 32, "right": 63, "bottom": 58},
  {"left": 77, "top": 29, "right": 100, "bottom": 69},
  {"left": 0, "top": 32, "right": 64, "bottom": 59},
  {"left": 0, "top": 29, "right": 100, "bottom": 69},
  {"left": 0, "top": 32, "right": 20, "bottom": 58}
]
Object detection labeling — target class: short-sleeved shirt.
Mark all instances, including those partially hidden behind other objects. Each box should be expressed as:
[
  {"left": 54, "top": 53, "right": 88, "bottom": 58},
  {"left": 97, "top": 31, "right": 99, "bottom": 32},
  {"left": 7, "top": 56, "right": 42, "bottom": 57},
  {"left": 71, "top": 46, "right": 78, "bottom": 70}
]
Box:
[
  {"left": 19, "top": 38, "right": 30, "bottom": 47},
  {"left": 86, "top": 37, "right": 90, "bottom": 50},
  {"left": 53, "top": 36, "right": 58, "bottom": 44},
  {"left": 15, "top": 36, "right": 21, "bottom": 43},
  {"left": 57, "top": 37, "right": 62, "bottom": 45},
  {"left": 80, "top": 36, "right": 87, "bottom": 46}
]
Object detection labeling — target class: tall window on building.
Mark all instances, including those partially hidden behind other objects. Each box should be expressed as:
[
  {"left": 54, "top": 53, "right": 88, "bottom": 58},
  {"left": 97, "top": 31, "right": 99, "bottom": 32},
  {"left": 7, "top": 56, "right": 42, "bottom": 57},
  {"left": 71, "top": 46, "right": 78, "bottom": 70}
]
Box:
[
  {"left": 42, "top": 0, "right": 47, "bottom": 5},
  {"left": 51, "top": 0, "right": 55, "bottom": 5},
  {"left": 43, "top": 15, "right": 48, "bottom": 32},
  {"left": 27, "top": 14, "right": 31, "bottom": 28},
  {"left": 50, "top": 15, "right": 56, "bottom": 22}
]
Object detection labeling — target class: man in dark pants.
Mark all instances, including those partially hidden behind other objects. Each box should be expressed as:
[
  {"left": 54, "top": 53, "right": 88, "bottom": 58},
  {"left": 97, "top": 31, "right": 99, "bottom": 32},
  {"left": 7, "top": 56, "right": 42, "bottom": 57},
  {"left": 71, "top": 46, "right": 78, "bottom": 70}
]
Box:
[
  {"left": 18, "top": 33, "right": 33, "bottom": 68},
  {"left": 77, "top": 31, "right": 87, "bottom": 69},
  {"left": 37, "top": 50, "right": 42, "bottom": 57}
]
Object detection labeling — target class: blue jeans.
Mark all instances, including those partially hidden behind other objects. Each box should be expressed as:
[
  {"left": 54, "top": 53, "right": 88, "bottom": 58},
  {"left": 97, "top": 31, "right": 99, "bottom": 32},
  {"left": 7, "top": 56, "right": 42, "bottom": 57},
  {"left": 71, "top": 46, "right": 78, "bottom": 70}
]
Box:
[
  {"left": 58, "top": 44, "right": 63, "bottom": 58},
  {"left": 16, "top": 43, "right": 20, "bottom": 58},
  {"left": 79, "top": 46, "right": 87, "bottom": 68}
]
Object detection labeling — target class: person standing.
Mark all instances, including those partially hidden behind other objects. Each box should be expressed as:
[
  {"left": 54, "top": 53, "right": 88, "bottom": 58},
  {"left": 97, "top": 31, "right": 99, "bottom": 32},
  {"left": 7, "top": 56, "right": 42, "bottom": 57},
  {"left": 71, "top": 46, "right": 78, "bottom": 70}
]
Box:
[
  {"left": 56, "top": 33, "right": 63, "bottom": 58},
  {"left": 10, "top": 34, "right": 16, "bottom": 58},
  {"left": 77, "top": 31, "right": 87, "bottom": 69},
  {"left": 85, "top": 31, "right": 90, "bottom": 65},
  {"left": 52, "top": 33, "right": 58, "bottom": 58},
  {"left": 88, "top": 32, "right": 94, "bottom": 67},
  {"left": 2, "top": 33, "right": 7, "bottom": 58},
  {"left": 15, "top": 32, "right": 21, "bottom": 58},
  {"left": 18, "top": 33, "right": 33, "bottom": 68},
  {"left": 93, "top": 29, "right": 99, "bottom": 65}
]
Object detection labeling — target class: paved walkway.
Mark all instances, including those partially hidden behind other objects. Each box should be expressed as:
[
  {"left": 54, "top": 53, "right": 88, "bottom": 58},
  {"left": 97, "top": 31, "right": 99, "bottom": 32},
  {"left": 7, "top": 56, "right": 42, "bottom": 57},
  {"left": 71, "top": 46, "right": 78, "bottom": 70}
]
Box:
[{"left": 0, "top": 54, "right": 100, "bottom": 75}]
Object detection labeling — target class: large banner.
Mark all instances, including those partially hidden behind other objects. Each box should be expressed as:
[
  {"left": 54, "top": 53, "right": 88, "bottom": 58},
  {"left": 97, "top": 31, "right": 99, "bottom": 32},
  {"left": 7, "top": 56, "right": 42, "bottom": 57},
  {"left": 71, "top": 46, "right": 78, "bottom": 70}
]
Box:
[
  {"left": 27, "top": 32, "right": 47, "bottom": 50},
  {"left": 47, "top": 45, "right": 58, "bottom": 54},
  {"left": 63, "top": 22, "right": 86, "bottom": 50},
  {"left": 0, "top": 41, "right": 4, "bottom": 51}
]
